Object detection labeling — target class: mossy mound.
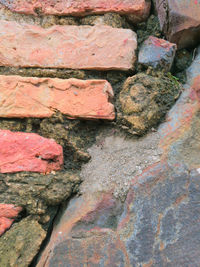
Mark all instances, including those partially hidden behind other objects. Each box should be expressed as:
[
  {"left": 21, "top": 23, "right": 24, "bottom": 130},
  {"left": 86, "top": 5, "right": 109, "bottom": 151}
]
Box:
[{"left": 118, "top": 72, "right": 182, "bottom": 135}]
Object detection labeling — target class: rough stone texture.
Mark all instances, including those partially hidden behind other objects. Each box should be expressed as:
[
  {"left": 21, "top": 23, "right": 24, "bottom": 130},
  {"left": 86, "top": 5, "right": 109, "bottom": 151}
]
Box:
[
  {"left": 0, "top": 0, "right": 151, "bottom": 23},
  {"left": 37, "top": 48, "right": 200, "bottom": 267},
  {"left": 0, "top": 217, "right": 46, "bottom": 267},
  {"left": 0, "top": 170, "right": 81, "bottom": 215},
  {"left": 0, "top": 21, "right": 137, "bottom": 71},
  {"left": 138, "top": 36, "right": 177, "bottom": 71},
  {"left": 0, "top": 130, "right": 63, "bottom": 173},
  {"left": 80, "top": 129, "right": 161, "bottom": 200},
  {"left": 155, "top": 0, "right": 200, "bottom": 49},
  {"left": 118, "top": 72, "right": 181, "bottom": 135},
  {"left": 0, "top": 75, "right": 115, "bottom": 120},
  {"left": 0, "top": 204, "right": 22, "bottom": 236},
  {"left": 37, "top": 164, "right": 200, "bottom": 267}
]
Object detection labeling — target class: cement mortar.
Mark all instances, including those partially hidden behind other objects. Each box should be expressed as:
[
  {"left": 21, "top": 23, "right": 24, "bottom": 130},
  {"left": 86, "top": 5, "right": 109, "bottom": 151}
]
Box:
[{"left": 80, "top": 128, "right": 162, "bottom": 200}]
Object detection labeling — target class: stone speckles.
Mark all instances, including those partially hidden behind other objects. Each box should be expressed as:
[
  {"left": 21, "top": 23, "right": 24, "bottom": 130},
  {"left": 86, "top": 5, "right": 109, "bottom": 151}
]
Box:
[
  {"left": 0, "top": 130, "right": 63, "bottom": 173},
  {"left": 0, "top": 21, "right": 137, "bottom": 71}
]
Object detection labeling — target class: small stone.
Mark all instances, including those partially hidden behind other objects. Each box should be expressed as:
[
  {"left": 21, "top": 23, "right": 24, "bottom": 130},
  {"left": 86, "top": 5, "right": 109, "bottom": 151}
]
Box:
[
  {"left": 0, "top": 130, "right": 63, "bottom": 173},
  {"left": 138, "top": 36, "right": 177, "bottom": 72}
]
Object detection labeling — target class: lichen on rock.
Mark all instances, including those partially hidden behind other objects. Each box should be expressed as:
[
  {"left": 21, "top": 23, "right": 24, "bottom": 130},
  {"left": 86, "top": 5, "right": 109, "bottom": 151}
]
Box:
[
  {"left": 118, "top": 72, "right": 182, "bottom": 135},
  {"left": 0, "top": 217, "right": 46, "bottom": 267}
]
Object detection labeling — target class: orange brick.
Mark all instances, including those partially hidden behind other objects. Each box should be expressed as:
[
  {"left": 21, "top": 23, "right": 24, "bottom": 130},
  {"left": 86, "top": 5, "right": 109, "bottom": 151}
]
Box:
[
  {"left": 0, "top": 0, "right": 150, "bottom": 23},
  {"left": 0, "top": 75, "right": 115, "bottom": 120},
  {"left": 0, "top": 21, "right": 137, "bottom": 71}
]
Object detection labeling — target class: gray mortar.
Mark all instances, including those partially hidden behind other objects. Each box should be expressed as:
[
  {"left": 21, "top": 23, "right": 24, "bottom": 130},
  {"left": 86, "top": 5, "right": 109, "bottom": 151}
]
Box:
[{"left": 80, "top": 128, "right": 162, "bottom": 201}]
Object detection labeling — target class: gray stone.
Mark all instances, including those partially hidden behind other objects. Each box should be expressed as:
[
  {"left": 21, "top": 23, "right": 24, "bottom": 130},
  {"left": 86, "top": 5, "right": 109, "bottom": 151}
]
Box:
[{"left": 138, "top": 36, "right": 176, "bottom": 71}]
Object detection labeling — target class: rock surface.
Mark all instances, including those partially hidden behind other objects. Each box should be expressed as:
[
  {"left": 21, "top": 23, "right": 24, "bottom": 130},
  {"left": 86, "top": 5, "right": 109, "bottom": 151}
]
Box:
[
  {"left": 0, "top": 204, "right": 22, "bottom": 236},
  {"left": 0, "top": 75, "right": 115, "bottom": 120},
  {"left": 37, "top": 75, "right": 200, "bottom": 267},
  {"left": 118, "top": 72, "right": 181, "bottom": 135},
  {"left": 37, "top": 164, "right": 200, "bottom": 267},
  {"left": 138, "top": 36, "right": 177, "bottom": 71},
  {"left": 0, "top": 217, "right": 46, "bottom": 267},
  {"left": 0, "top": 130, "right": 63, "bottom": 173},
  {"left": 0, "top": 0, "right": 151, "bottom": 23},
  {"left": 0, "top": 21, "right": 137, "bottom": 71},
  {"left": 155, "top": 0, "right": 200, "bottom": 49}
]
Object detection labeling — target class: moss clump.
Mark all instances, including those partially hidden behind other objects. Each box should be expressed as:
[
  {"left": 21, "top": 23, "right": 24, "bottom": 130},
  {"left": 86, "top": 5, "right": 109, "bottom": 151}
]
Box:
[
  {"left": 136, "top": 15, "right": 162, "bottom": 48},
  {"left": 117, "top": 72, "right": 182, "bottom": 135},
  {"left": 0, "top": 217, "right": 46, "bottom": 267},
  {"left": 0, "top": 67, "right": 85, "bottom": 79},
  {"left": 80, "top": 13, "right": 130, "bottom": 28}
]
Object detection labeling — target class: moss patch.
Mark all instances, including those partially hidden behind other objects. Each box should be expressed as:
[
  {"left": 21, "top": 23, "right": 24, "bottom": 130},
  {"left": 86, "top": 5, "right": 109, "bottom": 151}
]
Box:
[{"left": 117, "top": 72, "right": 182, "bottom": 135}]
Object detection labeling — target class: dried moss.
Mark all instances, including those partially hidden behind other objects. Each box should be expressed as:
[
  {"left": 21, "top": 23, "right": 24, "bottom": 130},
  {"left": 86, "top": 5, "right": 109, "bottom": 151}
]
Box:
[{"left": 117, "top": 72, "right": 182, "bottom": 135}]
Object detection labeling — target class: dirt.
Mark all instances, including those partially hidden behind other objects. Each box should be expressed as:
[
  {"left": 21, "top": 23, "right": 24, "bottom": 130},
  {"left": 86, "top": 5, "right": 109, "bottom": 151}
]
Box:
[
  {"left": 80, "top": 126, "right": 162, "bottom": 201},
  {"left": 80, "top": 13, "right": 131, "bottom": 28}
]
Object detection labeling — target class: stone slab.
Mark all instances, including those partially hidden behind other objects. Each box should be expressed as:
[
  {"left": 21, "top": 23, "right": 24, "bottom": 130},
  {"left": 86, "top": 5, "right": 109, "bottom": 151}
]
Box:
[
  {"left": 0, "top": 21, "right": 137, "bottom": 71},
  {"left": 0, "top": 0, "right": 151, "bottom": 23},
  {"left": 0, "top": 75, "right": 115, "bottom": 120},
  {"left": 0, "top": 130, "right": 63, "bottom": 173}
]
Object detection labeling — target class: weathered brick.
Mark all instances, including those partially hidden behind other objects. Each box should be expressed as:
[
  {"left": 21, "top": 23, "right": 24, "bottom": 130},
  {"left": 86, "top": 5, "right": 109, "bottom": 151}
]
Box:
[
  {"left": 0, "top": 0, "right": 151, "bottom": 23},
  {"left": 0, "top": 204, "right": 22, "bottom": 236},
  {"left": 0, "top": 130, "right": 63, "bottom": 173},
  {"left": 0, "top": 21, "right": 137, "bottom": 71},
  {"left": 0, "top": 75, "right": 115, "bottom": 120},
  {"left": 155, "top": 0, "right": 200, "bottom": 49}
]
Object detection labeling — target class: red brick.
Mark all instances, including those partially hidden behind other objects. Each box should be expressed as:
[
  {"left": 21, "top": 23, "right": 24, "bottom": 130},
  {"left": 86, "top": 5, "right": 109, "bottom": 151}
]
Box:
[
  {"left": 0, "top": 204, "right": 22, "bottom": 236},
  {"left": 0, "top": 75, "right": 115, "bottom": 120},
  {"left": 0, "top": 21, "right": 137, "bottom": 71},
  {"left": 155, "top": 0, "right": 200, "bottom": 49},
  {"left": 0, "top": 130, "right": 63, "bottom": 173},
  {"left": 0, "top": 0, "right": 151, "bottom": 23},
  {"left": 0, "top": 204, "right": 22, "bottom": 218}
]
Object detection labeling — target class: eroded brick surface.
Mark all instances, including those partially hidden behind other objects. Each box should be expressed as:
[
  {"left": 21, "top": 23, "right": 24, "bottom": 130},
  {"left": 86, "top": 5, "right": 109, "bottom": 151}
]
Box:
[
  {"left": 0, "top": 130, "right": 63, "bottom": 173},
  {"left": 0, "top": 21, "right": 137, "bottom": 70},
  {"left": 0, "top": 75, "right": 115, "bottom": 120},
  {"left": 0, "top": 0, "right": 151, "bottom": 23}
]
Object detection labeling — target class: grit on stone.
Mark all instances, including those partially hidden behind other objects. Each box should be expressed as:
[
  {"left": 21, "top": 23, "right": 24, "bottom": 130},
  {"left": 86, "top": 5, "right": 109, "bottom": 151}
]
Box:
[{"left": 80, "top": 129, "right": 162, "bottom": 199}]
